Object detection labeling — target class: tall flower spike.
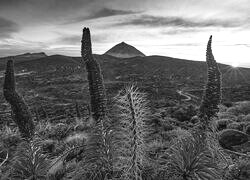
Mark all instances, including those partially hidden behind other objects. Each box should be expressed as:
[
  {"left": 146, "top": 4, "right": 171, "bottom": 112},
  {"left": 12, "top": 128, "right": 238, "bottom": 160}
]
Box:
[
  {"left": 76, "top": 28, "right": 111, "bottom": 179},
  {"left": 4, "top": 59, "right": 15, "bottom": 91},
  {"left": 112, "top": 85, "right": 151, "bottom": 180},
  {"left": 81, "top": 27, "right": 107, "bottom": 123},
  {"left": 81, "top": 27, "right": 92, "bottom": 59},
  {"left": 3, "top": 60, "right": 34, "bottom": 140},
  {"left": 199, "top": 35, "right": 222, "bottom": 120}
]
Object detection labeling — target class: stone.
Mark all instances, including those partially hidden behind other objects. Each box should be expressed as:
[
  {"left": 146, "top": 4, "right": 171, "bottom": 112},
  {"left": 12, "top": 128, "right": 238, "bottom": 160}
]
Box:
[{"left": 219, "top": 129, "right": 248, "bottom": 150}]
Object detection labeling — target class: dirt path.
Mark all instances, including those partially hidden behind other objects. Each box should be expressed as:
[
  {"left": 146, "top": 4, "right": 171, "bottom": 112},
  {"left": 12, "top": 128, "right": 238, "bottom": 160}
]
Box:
[
  {"left": 177, "top": 90, "right": 200, "bottom": 101},
  {"left": 177, "top": 90, "right": 191, "bottom": 101}
]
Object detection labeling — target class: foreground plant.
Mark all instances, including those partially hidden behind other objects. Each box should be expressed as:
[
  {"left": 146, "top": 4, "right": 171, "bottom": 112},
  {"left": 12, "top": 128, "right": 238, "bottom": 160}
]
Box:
[
  {"left": 3, "top": 60, "right": 34, "bottom": 139},
  {"left": 81, "top": 27, "right": 107, "bottom": 123},
  {"left": 112, "top": 85, "right": 151, "bottom": 180},
  {"left": 72, "top": 27, "right": 111, "bottom": 180},
  {"left": 9, "top": 138, "right": 50, "bottom": 180},
  {"left": 199, "top": 36, "right": 221, "bottom": 120},
  {"left": 159, "top": 134, "right": 222, "bottom": 180}
]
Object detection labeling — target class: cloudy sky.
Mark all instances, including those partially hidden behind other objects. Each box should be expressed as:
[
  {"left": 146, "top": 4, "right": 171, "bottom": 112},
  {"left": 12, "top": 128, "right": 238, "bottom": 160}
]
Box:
[{"left": 0, "top": 0, "right": 250, "bottom": 67}]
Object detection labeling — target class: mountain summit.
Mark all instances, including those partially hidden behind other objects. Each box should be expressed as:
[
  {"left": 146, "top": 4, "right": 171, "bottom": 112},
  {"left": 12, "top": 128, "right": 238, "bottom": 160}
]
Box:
[{"left": 104, "top": 42, "right": 145, "bottom": 58}]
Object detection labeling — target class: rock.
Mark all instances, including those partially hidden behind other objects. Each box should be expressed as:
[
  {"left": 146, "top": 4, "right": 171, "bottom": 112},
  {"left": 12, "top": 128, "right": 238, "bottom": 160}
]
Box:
[{"left": 219, "top": 129, "right": 249, "bottom": 150}]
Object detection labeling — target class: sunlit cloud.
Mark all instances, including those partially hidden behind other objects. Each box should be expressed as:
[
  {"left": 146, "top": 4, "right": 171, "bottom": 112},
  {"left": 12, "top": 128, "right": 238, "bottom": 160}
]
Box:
[
  {"left": 63, "top": 8, "right": 139, "bottom": 24},
  {"left": 114, "top": 15, "right": 243, "bottom": 28}
]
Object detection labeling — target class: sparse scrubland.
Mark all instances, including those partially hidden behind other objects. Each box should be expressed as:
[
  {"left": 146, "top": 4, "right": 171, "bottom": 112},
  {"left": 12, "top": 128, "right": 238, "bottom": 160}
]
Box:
[{"left": 0, "top": 29, "right": 249, "bottom": 180}]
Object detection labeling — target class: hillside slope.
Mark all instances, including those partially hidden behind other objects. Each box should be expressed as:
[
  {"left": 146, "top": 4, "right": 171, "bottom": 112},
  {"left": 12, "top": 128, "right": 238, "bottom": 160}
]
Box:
[
  {"left": 1, "top": 54, "right": 250, "bottom": 107},
  {"left": 1, "top": 54, "right": 250, "bottom": 87}
]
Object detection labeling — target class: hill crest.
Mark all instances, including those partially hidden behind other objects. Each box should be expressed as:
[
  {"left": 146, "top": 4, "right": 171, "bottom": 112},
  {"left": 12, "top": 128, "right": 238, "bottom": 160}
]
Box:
[{"left": 104, "top": 42, "right": 145, "bottom": 58}]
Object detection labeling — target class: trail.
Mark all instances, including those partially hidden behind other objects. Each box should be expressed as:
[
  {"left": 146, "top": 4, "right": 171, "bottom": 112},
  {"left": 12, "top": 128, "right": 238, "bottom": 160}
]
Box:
[
  {"left": 177, "top": 90, "right": 191, "bottom": 101},
  {"left": 177, "top": 90, "right": 200, "bottom": 101}
]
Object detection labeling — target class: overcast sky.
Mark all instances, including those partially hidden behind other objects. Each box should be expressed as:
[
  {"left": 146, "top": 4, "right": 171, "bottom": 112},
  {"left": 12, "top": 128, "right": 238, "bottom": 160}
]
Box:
[{"left": 0, "top": 0, "right": 249, "bottom": 67}]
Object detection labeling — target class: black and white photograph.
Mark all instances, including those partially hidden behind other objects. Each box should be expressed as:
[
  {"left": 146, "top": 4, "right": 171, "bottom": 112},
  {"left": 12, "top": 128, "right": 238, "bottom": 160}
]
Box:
[{"left": 0, "top": 0, "right": 250, "bottom": 179}]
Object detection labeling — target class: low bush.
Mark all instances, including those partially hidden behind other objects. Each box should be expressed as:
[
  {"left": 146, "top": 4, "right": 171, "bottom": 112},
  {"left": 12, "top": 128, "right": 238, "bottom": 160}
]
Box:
[
  {"left": 227, "top": 122, "right": 243, "bottom": 131},
  {"left": 243, "top": 114, "right": 250, "bottom": 122},
  {"left": 170, "top": 104, "right": 197, "bottom": 122},
  {"left": 227, "top": 101, "right": 250, "bottom": 116},
  {"left": 217, "top": 112, "right": 237, "bottom": 121},
  {"left": 159, "top": 134, "right": 222, "bottom": 180},
  {"left": 222, "top": 101, "right": 233, "bottom": 108},
  {"left": 245, "top": 125, "right": 250, "bottom": 135},
  {"left": 216, "top": 119, "right": 233, "bottom": 131},
  {"left": 224, "top": 158, "right": 250, "bottom": 180}
]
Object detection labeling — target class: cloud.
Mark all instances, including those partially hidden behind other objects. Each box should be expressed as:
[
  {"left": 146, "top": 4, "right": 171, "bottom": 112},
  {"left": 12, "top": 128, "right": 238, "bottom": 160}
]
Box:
[
  {"left": 56, "top": 32, "right": 112, "bottom": 45},
  {"left": 0, "top": 40, "right": 48, "bottom": 57},
  {"left": 63, "top": 8, "right": 138, "bottom": 24},
  {"left": 87, "top": 8, "right": 137, "bottom": 19},
  {"left": 0, "top": 17, "right": 19, "bottom": 38},
  {"left": 115, "top": 15, "right": 243, "bottom": 28},
  {"left": 234, "top": 43, "right": 250, "bottom": 47},
  {"left": 58, "top": 35, "right": 80, "bottom": 45},
  {"left": 0, "top": 0, "right": 93, "bottom": 10},
  {"left": 0, "top": 0, "right": 96, "bottom": 24}
]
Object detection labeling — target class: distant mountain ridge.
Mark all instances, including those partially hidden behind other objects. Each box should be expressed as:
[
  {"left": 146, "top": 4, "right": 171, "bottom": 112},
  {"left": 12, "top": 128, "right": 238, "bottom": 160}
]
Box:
[
  {"left": 1, "top": 53, "right": 249, "bottom": 86},
  {"left": 104, "top": 42, "right": 145, "bottom": 58},
  {"left": 0, "top": 52, "right": 47, "bottom": 65},
  {"left": 0, "top": 50, "right": 250, "bottom": 89}
]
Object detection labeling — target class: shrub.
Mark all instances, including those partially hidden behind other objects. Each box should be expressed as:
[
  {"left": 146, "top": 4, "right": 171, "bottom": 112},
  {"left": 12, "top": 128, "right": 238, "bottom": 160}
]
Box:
[
  {"left": 215, "top": 119, "right": 233, "bottom": 131},
  {"left": 9, "top": 138, "right": 50, "bottom": 179},
  {"left": 227, "top": 101, "right": 250, "bottom": 116},
  {"left": 237, "top": 114, "right": 246, "bottom": 122},
  {"left": 236, "top": 101, "right": 250, "bottom": 114},
  {"left": 224, "top": 158, "right": 250, "bottom": 180},
  {"left": 112, "top": 85, "right": 151, "bottom": 180},
  {"left": 159, "top": 134, "right": 222, "bottom": 180},
  {"left": 41, "top": 139, "right": 56, "bottom": 154},
  {"left": 245, "top": 125, "right": 250, "bottom": 135},
  {"left": 218, "top": 104, "right": 228, "bottom": 112},
  {"left": 227, "top": 107, "right": 240, "bottom": 116},
  {"left": 217, "top": 112, "right": 237, "bottom": 121},
  {"left": 243, "top": 114, "right": 250, "bottom": 122},
  {"left": 222, "top": 101, "right": 233, "bottom": 108},
  {"left": 47, "top": 123, "right": 74, "bottom": 141},
  {"left": 227, "top": 122, "right": 243, "bottom": 131},
  {"left": 170, "top": 104, "right": 197, "bottom": 122}
]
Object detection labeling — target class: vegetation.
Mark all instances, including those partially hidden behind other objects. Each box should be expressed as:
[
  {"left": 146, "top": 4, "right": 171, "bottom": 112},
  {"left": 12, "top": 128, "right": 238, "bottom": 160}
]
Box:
[
  {"left": 0, "top": 29, "right": 249, "bottom": 180},
  {"left": 81, "top": 27, "right": 107, "bottom": 123},
  {"left": 112, "top": 85, "right": 151, "bottom": 180},
  {"left": 199, "top": 36, "right": 221, "bottom": 120},
  {"left": 3, "top": 60, "right": 34, "bottom": 140}
]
